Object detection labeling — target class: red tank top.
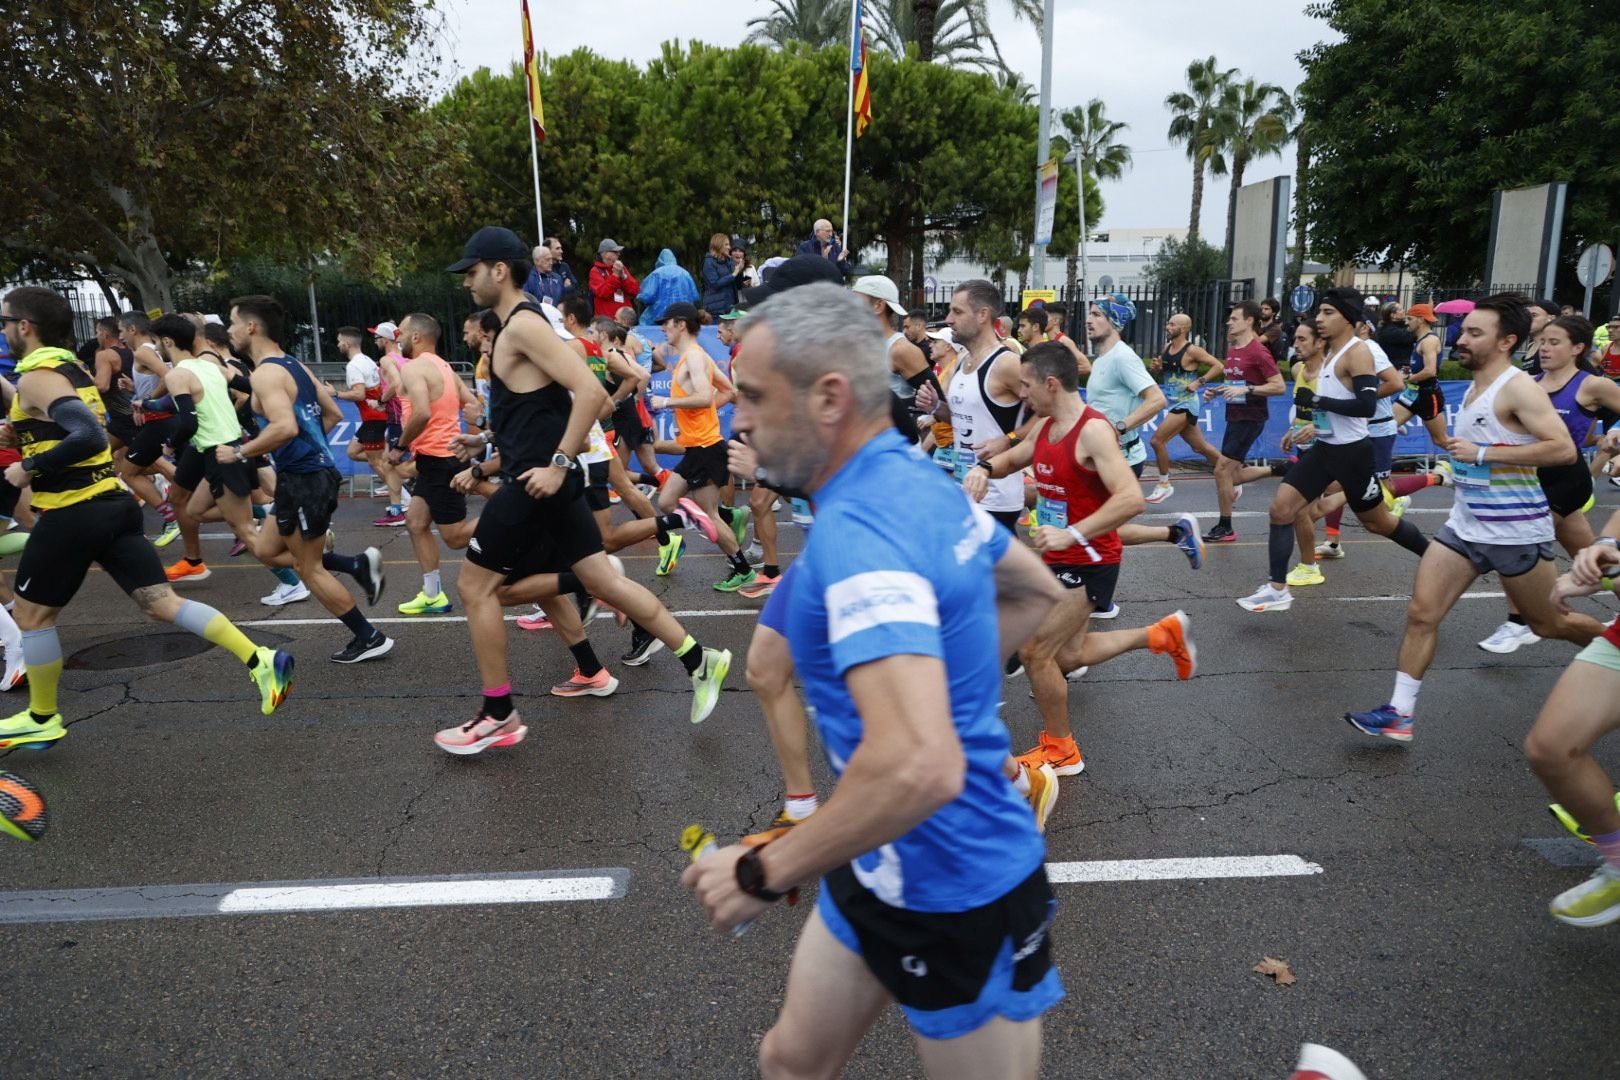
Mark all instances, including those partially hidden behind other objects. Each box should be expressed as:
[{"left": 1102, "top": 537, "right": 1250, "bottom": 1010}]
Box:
[{"left": 1031, "top": 406, "right": 1123, "bottom": 567}]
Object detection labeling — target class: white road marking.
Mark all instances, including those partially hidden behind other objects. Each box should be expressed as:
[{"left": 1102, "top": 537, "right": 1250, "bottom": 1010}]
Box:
[
  {"left": 1045, "top": 855, "right": 1322, "bottom": 884},
  {"left": 238, "top": 610, "right": 757, "bottom": 627},
  {"left": 218, "top": 876, "right": 619, "bottom": 913}
]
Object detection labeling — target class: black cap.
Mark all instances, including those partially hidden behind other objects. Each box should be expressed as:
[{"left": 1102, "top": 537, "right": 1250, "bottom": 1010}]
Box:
[
  {"left": 740, "top": 253, "right": 843, "bottom": 308},
  {"left": 447, "top": 226, "right": 529, "bottom": 273},
  {"left": 659, "top": 301, "right": 702, "bottom": 328}
]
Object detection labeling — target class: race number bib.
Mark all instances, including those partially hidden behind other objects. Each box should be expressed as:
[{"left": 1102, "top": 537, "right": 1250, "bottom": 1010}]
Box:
[{"left": 1035, "top": 494, "right": 1068, "bottom": 529}]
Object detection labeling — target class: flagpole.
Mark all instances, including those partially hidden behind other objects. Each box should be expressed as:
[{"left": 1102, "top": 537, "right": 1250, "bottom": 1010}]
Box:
[
  {"left": 529, "top": 118, "right": 545, "bottom": 242},
  {"left": 840, "top": 1, "right": 859, "bottom": 262}
]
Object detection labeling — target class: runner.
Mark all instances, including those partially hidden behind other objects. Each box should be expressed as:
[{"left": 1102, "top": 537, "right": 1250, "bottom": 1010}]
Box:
[
  {"left": 1345, "top": 295, "right": 1608, "bottom": 741},
  {"left": 115, "top": 312, "right": 182, "bottom": 546},
  {"left": 964, "top": 342, "right": 1198, "bottom": 777},
  {"left": 931, "top": 281, "right": 1026, "bottom": 530},
  {"left": 330, "top": 326, "right": 403, "bottom": 523},
  {"left": 226, "top": 295, "right": 393, "bottom": 664},
  {"left": 1394, "top": 303, "right": 1449, "bottom": 451},
  {"left": 1145, "top": 312, "right": 1224, "bottom": 503},
  {"left": 1277, "top": 320, "right": 1329, "bottom": 587},
  {"left": 1202, "top": 301, "right": 1286, "bottom": 543},
  {"left": 367, "top": 321, "right": 409, "bottom": 525},
  {"left": 684, "top": 282, "right": 1066, "bottom": 1075},
  {"left": 0, "top": 287, "right": 293, "bottom": 751},
  {"left": 436, "top": 226, "right": 731, "bottom": 751},
  {"left": 851, "top": 275, "right": 935, "bottom": 444}
]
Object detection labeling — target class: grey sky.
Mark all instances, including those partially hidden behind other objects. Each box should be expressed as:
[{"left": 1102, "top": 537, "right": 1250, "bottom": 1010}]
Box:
[{"left": 441, "top": 1, "right": 1335, "bottom": 241}]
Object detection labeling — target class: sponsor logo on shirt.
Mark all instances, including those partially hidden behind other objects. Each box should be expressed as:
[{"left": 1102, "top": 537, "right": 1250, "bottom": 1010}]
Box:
[{"left": 825, "top": 571, "right": 939, "bottom": 644}]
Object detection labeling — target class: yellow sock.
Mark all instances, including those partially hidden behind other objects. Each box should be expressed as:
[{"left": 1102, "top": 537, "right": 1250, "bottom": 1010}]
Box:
[
  {"left": 28, "top": 657, "right": 61, "bottom": 717},
  {"left": 203, "top": 612, "right": 258, "bottom": 664}
]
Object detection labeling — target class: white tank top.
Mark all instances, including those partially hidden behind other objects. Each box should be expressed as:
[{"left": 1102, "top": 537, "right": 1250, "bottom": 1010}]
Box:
[
  {"left": 1314, "top": 339, "right": 1370, "bottom": 445},
  {"left": 887, "top": 332, "right": 915, "bottom": 401},
  {"left": 1446, "top": 366, "right": 1553, "bottom": 545},
  {"left": 949, "top": 346, "right": 1024, "bottom": 512}
]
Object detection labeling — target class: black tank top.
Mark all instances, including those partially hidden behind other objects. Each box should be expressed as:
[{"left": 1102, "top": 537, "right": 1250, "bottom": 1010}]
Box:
[
  {"left": 489, "top": 301, "right": 574, "bottom": 477},
  {"left": 1160, "top": 342, "right": 1190, "bottom": 370},
  {"left": 101, "top": 345, "right": 135, "bottom": 415}
]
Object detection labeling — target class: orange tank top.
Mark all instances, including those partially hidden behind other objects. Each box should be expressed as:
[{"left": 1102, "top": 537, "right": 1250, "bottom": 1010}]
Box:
[
  {"left": 672, "top": 352, "right": 722, "bottom": 448},
  {"left": 399, "top": 353, "right": 462, "bottom": 458}
]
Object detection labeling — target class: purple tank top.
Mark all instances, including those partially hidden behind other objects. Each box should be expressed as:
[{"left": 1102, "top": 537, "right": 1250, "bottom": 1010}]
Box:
[{"left": 1538, "top": 369, "right": 1598, "bottom": 448}]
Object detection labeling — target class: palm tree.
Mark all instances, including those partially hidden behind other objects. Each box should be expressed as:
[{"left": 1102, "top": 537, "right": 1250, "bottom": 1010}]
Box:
[
  {"left": 744, "top": 0, "right": 850, "bottom": 49},
  {"left": 1058, "top": 98, "right": 1132, "bottom": 184},
  {"left": 1216, "top": 78, "right": 1296, "bottom": 261},
  {"left": 1165, "top": 55, "right": 1236, "bottom": 246},
  {"left": 869, "top": 1, "right": 1041, "bottom": 73}
]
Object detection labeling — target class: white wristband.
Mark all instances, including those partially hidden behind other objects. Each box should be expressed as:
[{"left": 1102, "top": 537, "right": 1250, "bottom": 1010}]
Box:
[{"left": 1475, "top": 446, "right": 1487, "bottom": 466}]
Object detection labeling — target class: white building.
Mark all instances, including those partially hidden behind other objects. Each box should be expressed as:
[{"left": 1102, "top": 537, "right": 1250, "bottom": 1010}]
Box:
[{"left": 920, "top": 226, "right": 1189, "bottom": 300}]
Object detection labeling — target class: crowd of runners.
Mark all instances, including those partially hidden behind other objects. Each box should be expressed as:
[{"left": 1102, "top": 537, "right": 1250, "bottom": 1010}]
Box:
[{"left": 3, "top": 233, "right": 1620, "bottom": 1077}]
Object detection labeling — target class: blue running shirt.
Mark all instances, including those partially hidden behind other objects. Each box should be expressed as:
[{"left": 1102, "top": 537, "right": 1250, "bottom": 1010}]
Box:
[
  {"left": 784, "top": 429, "right": 1046, "bottom": 913},
  {"left": 258, "top": 356, "right": 337, "bottom": 474}
]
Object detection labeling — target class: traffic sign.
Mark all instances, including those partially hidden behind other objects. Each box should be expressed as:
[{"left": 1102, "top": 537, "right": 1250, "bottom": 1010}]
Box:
[
  {"left": 1290, "top": 284, "right": 1316, "bottom": 312},
  {"left": 1578, "top": 244, "right": 1615, "bottom": 317}
]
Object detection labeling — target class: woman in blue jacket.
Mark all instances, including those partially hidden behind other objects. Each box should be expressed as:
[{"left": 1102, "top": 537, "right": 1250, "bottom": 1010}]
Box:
[{"left": 699, "top": 233, "right": 746, "bottom": 321}]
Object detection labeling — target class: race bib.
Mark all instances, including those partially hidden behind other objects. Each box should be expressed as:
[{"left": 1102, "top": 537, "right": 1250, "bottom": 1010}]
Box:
[
  {"left": 1451, "top": 455, "right": 1491, "bottom": 487},
  {"left": 933, "top": 446, "right": 956, "bottom": 472},
  {"left": 613, "top": 290, "right": 625, "bottom": 303},
  {"left": 1313, "top": 411, "right": 1332, "bottom": 436},
  {"left": 1398, "top": 385, "right": 1420, "bottom": 407},
  {"left": 1035, "top": 494, "right": 1068, "bottom": 529},
  {"left": 953, "top": 452, "right": 976, "bottom": 482}
]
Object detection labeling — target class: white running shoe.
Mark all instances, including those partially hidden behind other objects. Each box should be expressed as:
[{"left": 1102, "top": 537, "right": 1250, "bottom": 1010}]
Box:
[
  {"left": 261, "top": 581, "right": 312, "bottom": 606},
  {"left": 1237, "top": 584, "right": 1293, "bottom": 612},
  {"left": 1091, "top": 604, "right": 1121, "bottom": 620},
  {"left": 1233, "top": 484, "right": 1244, "bottom": 503},
  {"left": 1478, "top": 620, "right": 1540, "bottom": 654},
  {"left": 1314, "top": 541, "right": 1345, "bottom": 560},
  {"left": 1145, "top": 481, "right": 1174, "bottom": 504},
  {"left": 744, "top": 540, "right": 764, "bottom": 563},
  {"left": 1428, "top": 459, "right": 1454, "bottom": 487},
  {"left": 0, "top": 659, "right": 25, "bottom": 692}
]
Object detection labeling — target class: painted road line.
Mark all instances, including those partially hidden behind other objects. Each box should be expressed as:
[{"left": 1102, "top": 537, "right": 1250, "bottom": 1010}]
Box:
[
  {"left": 1335, "top": 592, "right": 1504, "bottom": 603},
  {"left": 1046, "top": 855, "right": 1322, "bottom": 884},
  {"left": 0, "top": 870, "right": 630, "bottom": 925},
  {"left": 238, "top": 610, "right": 758, "bottom": 628}
]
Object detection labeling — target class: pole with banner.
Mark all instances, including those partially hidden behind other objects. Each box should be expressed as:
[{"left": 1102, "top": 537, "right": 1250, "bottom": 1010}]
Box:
[
  {"left": 841, "top": 0, "right": 872, "bottom": 262},
  {"left": 1034, "top": 158, "right": 1059, "bottom": 258},
  {"left": 521, "top": 0, "right": 547, "bottom": 241}
]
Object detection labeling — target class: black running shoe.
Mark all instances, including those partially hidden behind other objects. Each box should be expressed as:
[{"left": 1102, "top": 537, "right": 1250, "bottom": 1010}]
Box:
[
  {"left": 621, "top": 628, "right": 664, "bottom": 667},
  {"left": 1201, "top": 522, "right": 1237, "bottom": 543},
  {"left": 355, "top": 547, "right": 385, "bottom": 606},
  {"left": 331, "top": 631, "right": 394, "bottom": 664}
]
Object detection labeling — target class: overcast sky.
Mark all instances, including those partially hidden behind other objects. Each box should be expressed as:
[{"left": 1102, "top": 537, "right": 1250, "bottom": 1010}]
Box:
[{"left": 439, "top": 0, "right": 1336, "bottom": 242}]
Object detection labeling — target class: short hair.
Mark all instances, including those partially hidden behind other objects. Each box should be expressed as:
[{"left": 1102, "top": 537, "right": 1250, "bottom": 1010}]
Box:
[
  {"left": 1548, "top": 314, "right": 1594, "bottom": 351},
  {"left": 498, "top": 258, "right": 531, "bottom": 288},
  {"left": 1530, "top": 298, "right": 1561, "bottom": 318},
  {"left": 203, "top": 322, "right": 231, "bottom": 349},
  {"left": 1294, "top": 320, "right": 1322, "bottom": 341},
  {"left": 736, "top": 282, "right": 890, "bottom": 417},
  {"left": 463, "top": 311, "right": 482, "bottom": 325},
  {"left": 1472, "top": 293, "right": 1531, "bottom": 353},
  {"left": 1019, "top": 307, "right": 1049, "bottom": 333},
  {"left": 401, "top": 312, "right": 440, "bottom": 343},
  {"left": 95, "top": 315, "right": 120, "bottom": 337},
  {"left": 661, "top": 306, "right": 700, "bottom": 334},
  {"left": 558, "top": 293, "right": 592, "bottom": 327},
  {"left": 1379, "top": 301, "right": 1402, "bottom": 325},
  {"left": 479, "top": 310, "right": 502, "bottom": 336},
  {"left": 904, "top": 308, "right": 928, "bottom": 324},
  {"left": 117, "top": 310, "right": 151, "bottom": 335},
  {"left": 230, "top": 294, "right": 287, "bottom": 345},
  {"left": 336, "top": 325, "right": 366, "bottom": 348},
  {"left": 591, "top": 316, "right": 627, "bottom": 345},
  {"left": 1261, "top": 297, "right": 1281, "bottom": 313},
  {"left": 6, "top": 287, "right": 74, "bottom": 347},
  {"left": 1230, "top": 299, "right": 1262, "bottom": 328},
  {"left": 1020, "top": 340, "right": 1078, "bottom": 392},
  {"left": 151, "top": 313, "right": 198, "bottom": 351},
  {"left": 953, "top": 280, "right": 1003, "bottom": 319}
]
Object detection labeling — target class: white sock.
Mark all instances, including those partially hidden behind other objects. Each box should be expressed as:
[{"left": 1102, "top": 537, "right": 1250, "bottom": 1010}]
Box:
[
  {"left": 0, "top": 603, "right": 21, "bottom": 669},
  {"left": 1010, "top": 764, "right": 1031, "bottom": 795},
  {"left": 784, "top": 794, "right": 819, "bottom": 819},
  {"left": 1391, "top": 672, "right": 1421, "bottom": 716},
  {"left": 423, "top": 570, "right": 442, "bottom": 598},
  {"left": 1156, "top": 474, "right": 1171, "bottom": 485}
]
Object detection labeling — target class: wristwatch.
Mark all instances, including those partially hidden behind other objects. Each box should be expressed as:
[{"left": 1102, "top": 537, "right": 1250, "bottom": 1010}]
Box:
[
  {"left": 735, "top": 846, "right": 789, "bottom": 902},
  {"left": 550, "top": 451, "right": 577, "bottom": 471},
  {"left": 19, "top": 455, "right": 37, "bottom": 476},
  {"left": 1114, "top": 419, "right": 1128, "bottom": 434}
]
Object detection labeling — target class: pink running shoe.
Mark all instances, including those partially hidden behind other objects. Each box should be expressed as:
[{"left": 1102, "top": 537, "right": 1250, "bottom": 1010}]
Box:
[
  {"left": 434, "top": 710, "right": 527, "bottom": 756},
  {"left": 516, "top": 607, "right": 552, "bottom": 632},
  {"left": 550, "top": 668, "right": 619, "bottom": 698},
  {"left": 677, "top": 497, "right": 718, "bottom": 543},
  {"left": 373, "top": 511, "right": 407, "bottom": 527}
]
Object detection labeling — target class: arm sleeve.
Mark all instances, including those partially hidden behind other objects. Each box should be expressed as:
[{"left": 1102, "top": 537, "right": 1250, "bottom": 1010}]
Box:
[
  {"left": 228, "top": 373, "right": 253, "bottom": 395},
  {"left": 28, "top": 396, "right": 110, "bottom": 475},
  {"left": 169, "top": 394, "right": 198, "bottom": 445},
  {"left": 1313, "top": 375, "right": 1380, "bottom": 417}
]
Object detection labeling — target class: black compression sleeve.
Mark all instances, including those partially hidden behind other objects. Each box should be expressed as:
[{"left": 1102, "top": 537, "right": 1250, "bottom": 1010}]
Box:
[
  {"left": 228, "top": 373, "right": 253, "bottom": 395},
  {"left": 29, "top": 396, "right": 109, "bottom": 475},
  {"left": 170, "top": 394, "right": 198, "bottom": 445},
  {"left": 1313, "top": 374, "right": 1380, "bottom": 418}
]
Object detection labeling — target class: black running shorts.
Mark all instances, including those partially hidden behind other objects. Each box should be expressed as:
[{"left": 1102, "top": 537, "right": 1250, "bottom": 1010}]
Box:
[
  {"left": 1050, "top": 561, "right": 1121, "bottom": 612},
  {"left": 467, "top": 473, "right": 602, "bottom": 578},
  {"left": 674, "top": 441, "right": 731, "bottom": 490},
  {"left": 125, "top": 416, "right": 180, "bottom": 468},
  {"left": 583, "top": 460, "right": 613, "bottom": 512},
  {"left": 405, "top": 453, "right": 468, "bottom": 526},
  {"left": 14, "top": 492, "right": 166, "bottom": 608},
  {"left": 1284, "top": 440, "right": 1383, "bottom": 513},
  {"left": 1538, "top": 461, "right": 1594, "bottom": 518},
  {"left": 274, "top": 467, "right": 341, "bottom": 539},
  {"left": 1220, "top": 419, "right": 1266, "bottom": 462}
]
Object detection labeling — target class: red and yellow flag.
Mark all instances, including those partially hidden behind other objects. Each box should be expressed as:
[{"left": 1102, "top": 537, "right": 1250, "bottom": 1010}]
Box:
[
  {"left": 852, "top": 0, "right": 872, "bottom": 137},
  {"left": 521, "top": 0, "right": 546, "bottom": 141}
]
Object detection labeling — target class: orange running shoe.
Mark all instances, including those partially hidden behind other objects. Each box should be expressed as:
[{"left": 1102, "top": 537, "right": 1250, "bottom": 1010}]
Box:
[
  {"left": 550, "top": 667, "right": 619, "bottom": 698},
  {"left": 1015, "top": 731, "right": 1084, "bottom": 777},
  {"left": 165, "top": 558, "right": 211, "bottom": 583},
  {"left": 1025, "top": 762, "right": 1059, "bottom": 832},
  {"left": 1147, "top": 609, "right": 1197, "bottom": 679}
]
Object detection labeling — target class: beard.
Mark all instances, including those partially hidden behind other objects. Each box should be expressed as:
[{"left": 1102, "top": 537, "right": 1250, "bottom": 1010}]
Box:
[{"left": 1454, "top": 345, "right": 1482, "bottom": 370}]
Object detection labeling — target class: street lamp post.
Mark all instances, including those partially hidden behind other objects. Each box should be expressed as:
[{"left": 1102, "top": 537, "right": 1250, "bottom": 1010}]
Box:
[{"left": 1031, "top": 0, "right": 1055, "bottom": 290}]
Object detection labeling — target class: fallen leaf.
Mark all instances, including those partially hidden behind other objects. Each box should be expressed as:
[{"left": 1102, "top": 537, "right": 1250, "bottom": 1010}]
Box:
[{"left": 1253, "top": 956, "right": 1297, "bottom": 986}]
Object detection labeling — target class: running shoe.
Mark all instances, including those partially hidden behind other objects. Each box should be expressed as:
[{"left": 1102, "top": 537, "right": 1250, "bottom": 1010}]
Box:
[
  {"left": 1478, "top": 621, "right": 1540, "bottom": 654},
  {"left": 1091, "top": 603, "right": 1121, "bottom": 620},
  {"left": 744, "top": 540, "right": 764, "bottom": 563},
  {"left": 434, "top": 710, "right": 527, "bottom": 756},
  {"left": 714, "top": 568, "right": 757, "bottom": 593},
  {"left": 1233, "top": 484, "right": 1244, "bottom": 503},
  {"left": 260, "top": 581, "right": 311, "bottom": 606},
  {"left": 656, "top": 534, "right": 684, "bottom": 576},
  {"left": 165, "top": 558, "right": 211, "bottom": 583},
  {"left": 608, "top": 490, "right": 621, "bottom": 505},
  {"left": 1202, "top": 522, "right": 1236, "bottom": 543},
  {"left": 516, "top": 607, "right": 552, "bottom": 632},
  {"left": 574, "top": 592, "right": 600, "bottom": 624},
  {"left": 790, "top": 500, "right": 814, "bottom": 526},
  {"left": 743, "top": 809, "right": 812, "bottom": 846},
  {"left": 677, "top": 497, "right": 718, "bottom": 543},
  {"left": 355, "top": 547, "right": 386, "bottom": 606},
  {"left": 331, "top": 631, "right": 393, "bottom": 664},
  {"left": 1015, "top": 731, "right": 1084, "bottom": 777},
  {"left": 1315, "top": 541, "right": 1345, "bottom": 560},
  {"left": 0, "top": 662, "right": 25, "bottom": 692},
  {"left": 1145, "top": 481, "right": 1175, "bottom": 504},
  {"left": 1548, "top": 792, "right": 1620, "bottom": 844},
  {"left": 622, "top": 627, "right": 664, "bottom": 666},
  {"left": 324, "top": 528, "right": 336, "bottom": 554},
  {"left": 1005, "top": 655, "right": 1025, "bottom": 679},
  {"left": 152, "top": 520, "right": 182, "bottom": 548},
  {"left": 0, "top": 771, "right": 47, "bottom": 842},
  {"left": 1286, "top": 563, "right": 1326, "bottom": 588},
  {"left": 249, "top": 646, "right": 295, "bottom": 716},
  {"left": 373, "top": 510, "right": 407, "bottom": 527},
  {"left": 738, "top": 571, "right": 781, "bottom": 599},
  {"left": 551, "top": 668, "right": 619, "bottom": 698},
  {"left": 726, "top": 505, "right": 753, "bottom": 549},
  {"left": 1391, "top": 494, "right": 1411, "bottom": 518},
  {"left": 1549, "top": 863, "right": 1620, "bottom": 928},
  {"left": 689, "top": 647, "right": 732, "bottom": 724},
  {"left": 1066, "top": 665, "right": 1089, "bottom": 683},
  {"left": 228, "top": 539, "right": 247, "bottom": 558},
  {"left": 1429, "top": 458, "right": 1454, "bottom": 487},
  {"left": 1173, "top": 513, "right": 1204, "bottom": 569},
  {"left": 1026, "top": 762, "right": 1060, "bottom": 834},
  {"left": 1237, "top": 584, "right": 1293, "bottom": 612},
  {"left": 0, "top": 710, "right": 65, "bottom": 751},
  {"left": 1344, "top": 703, "right": 1414, "bottom": 742},
  {"left": 1610, "top": 475, "right": 1620, "bottom": 490},
  {"left": 1147, "top": 610, "right": 1197, "bottom": 679},
  {"left": 398, "top": 590, "right": 452, "bottom": 615}
]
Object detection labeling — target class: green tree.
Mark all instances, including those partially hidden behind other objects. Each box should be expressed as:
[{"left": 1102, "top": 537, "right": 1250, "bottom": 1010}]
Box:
[
  {"left": 1146, "top": 235, "right": 1228, "bottom": 285},
  {"left": 1298, "top": 0, "right": 1620, "bottom": 285},
  {"left": 1165, "top": 56, "right": 1236, "bottom": 246},
  {"left": 869, "top": 0, "right": 1041, "bottom": 74},
  {"left": 0, "top": 0, "right": 458, "bottom": 309},
  {"left": 1059, "top": 99, "right": 1133, "bottom": 185},
  {"left": 745, "top": 0, "right": 851, "bottom": 49},
  {"left": 1215, "top": 78, "right": 1294, "bottom": 261}
]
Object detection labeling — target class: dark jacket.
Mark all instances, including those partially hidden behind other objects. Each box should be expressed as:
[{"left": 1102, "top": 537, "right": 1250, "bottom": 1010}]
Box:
[
  {"left": 700, "top": 254, "right": 744, "bottom": 317},
  {"left": 796, "top": 236, "right": 853, "bottom": 276},
  {"left": 523, "top": 267, "right": 565, "bottom": 306}
]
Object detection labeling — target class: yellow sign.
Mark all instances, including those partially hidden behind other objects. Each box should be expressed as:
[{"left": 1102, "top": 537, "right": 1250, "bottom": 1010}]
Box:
[{"left": 1020, "top": 289, "right": 1057, "bottom": 310}]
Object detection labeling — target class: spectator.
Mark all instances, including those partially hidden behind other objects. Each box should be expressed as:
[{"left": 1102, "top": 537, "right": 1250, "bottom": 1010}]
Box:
[
  {"left": 1374, "top": 301, "right": 1414, "bottom": 372},
  {"left": 902, "top": 307, "right": 930, "bottom": 350},
  {"left": 1258, "top": 297, "right": 1287, "bottom": 363},
  {"left": 1519, "top": 299, "right": 1559, "bottom": 374},
  {"left": 546, "top": 236, "right": 580, "bottom": 297},
  {"left": 699, "top": 232, "right": 746, "bottom": 322},
  {"left": 733, "top": 237, "right": 761, "bottom": 290},
  {"left": 795, "top": 218, "right": 852, "bottom": 276},
  {"left": 589, "top": 239, "right": 640, "bottom": 319},
  {"left": 638, "top": 247, "right": 700, "bottom": 325},
  {"left": 523, "top": 245, "right": 565, "bottom": 306}
]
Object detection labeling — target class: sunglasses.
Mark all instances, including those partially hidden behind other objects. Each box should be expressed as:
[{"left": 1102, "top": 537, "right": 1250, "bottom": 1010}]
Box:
[{"left": 0, "top": 315, "right": 21, "bottom": 325}]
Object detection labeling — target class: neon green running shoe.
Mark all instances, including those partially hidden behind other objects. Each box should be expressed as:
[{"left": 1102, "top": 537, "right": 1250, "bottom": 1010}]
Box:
[
  {"left": 713, "top": 568, "right": 757, "bottom": 593},
  {"left": 689, "top": 647, "right": 732, "bottom": 724},
  {"left": 1286, "top": 563, "right": 1325, "bottom": 588},
  {"left": 152, "top": 520, "right": 182, "bottom": 548},
  {"left": 656, "top": 533, "right": 684, "bottom": 577},
  {"left": 727, "top": 505, "right": 752, "bottom": 550},
  {"left": 250, "top": 646, "right": 295, "bottom": 716},
  {"left": 398, "top": 591, "right": 452, "bottom": 615},
  {"left": 1582, "top": 492, "right": 1597, "bottom": 514},
  {"left": 1549, "top": 791, "right": 1620, "bottom": 843},
  {"left": 1550, "top": 863, "right": 1620, "bottom": 928},
  {"left": 0, "top": 709, "right": 65, "bottom": 751}
]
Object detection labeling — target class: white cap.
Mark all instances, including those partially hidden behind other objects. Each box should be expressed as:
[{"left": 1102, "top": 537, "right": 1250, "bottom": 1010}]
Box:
[
  {"left": 540, "top": 303, "right": 574, "bottom": 341},
  {"left": 203, "top": 313, "right": 223, "bottom": 326},
  {"left": 850, "top": 275, "right": 908, "bottom": 317},
  {"left": 368, "top": 321, "right": 399, "bottom": 340}
]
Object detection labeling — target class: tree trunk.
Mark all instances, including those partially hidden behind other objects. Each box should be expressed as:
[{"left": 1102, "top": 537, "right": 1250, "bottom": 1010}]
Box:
[
  {"left": 1225, "top": 153, "right": 1247, "bottom": 264},
  {"left": 909, "top": 221, "right": 926, "bottom": 309},
  {"left": 1064, "top": 252, "right": 1078, "bottom": 309},
  {"left": 914, "top": 0, "right": 940, "bottom": 62},
  {"left": 106, "top": 183, "right": 174, "bottom": 311},
  {"left": 1290, "top": 130, "right": 1309, "bottom": 288},
  {"left": 1188, "top": 158, "right": 1204, "bottom": 246}
]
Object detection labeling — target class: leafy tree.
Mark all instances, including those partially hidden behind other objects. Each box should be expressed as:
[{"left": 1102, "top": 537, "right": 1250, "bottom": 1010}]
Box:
[
  {"left": 1165, "top": 56, "right": 1236, "bottom": 246},
  {"left": 0, "top": 0, "right": 460, "bottom": 309},
  {"left": 1146, "top": 236, "right": 1228, "bottom": 286},
  {"left": 868, "top": 0, "right": 1040, "bottom": 75},
  {"left": 1298, "top": 0, "right": 1620, "bottom": 286},
  {"left": 745, "top": 0, "right": 851, "bottom": 49},
  {"left": 1215, "top": 78, "right": 1294, "bottom": 262}
]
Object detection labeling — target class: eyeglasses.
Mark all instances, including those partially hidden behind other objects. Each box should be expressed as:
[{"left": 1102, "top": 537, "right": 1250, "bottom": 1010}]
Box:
[{"left": 0, "top": 315, "right": 21, "bottom": 325}]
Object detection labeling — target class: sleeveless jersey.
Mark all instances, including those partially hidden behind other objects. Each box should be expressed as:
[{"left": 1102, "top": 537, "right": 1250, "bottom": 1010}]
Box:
[
  {"left": 948, "top": 346, "right": 1023, "bottom": 512},
  {"left": 10, "top": 347, "right": 123, "bottom": 510},
  {"left": 1314, "top": 339, "right": 1370, "bottom": 445},
  {"left": 398, "top": 353, "right": 462, "bottom": 459},
  {"left": 1365, "top": 340, "right": 1397, "bottom": 439},
  {"left": 132, "top": 342, "right": 171, "bottom": 418},
  {"left": 1291, "top": 360, "right": 1320, "bottom": 426},
  {"left": 1031, "top": 406, "right": 1123, "bottom": 567},
  {"left": 488, "top": 301, "right": 572, "bottom": 477},
  {"left": 1538, "top": 368, "right": 1599, "bottom": 449},
  {"left": 1446, "top": 367, "right": 1553, "bottom": 545},
  {"left": 1410, "top": 332, "right": 1440, "bottom": 377},
  {"left": 177, "top": 356, "right": 241, "bottom": 450},
  {"left": 671, "top": 351, "right": 722, "bottom": 448},
  {"left": 257, "top": 356, "right": 336, "bottom": 475},
  {"left": 102, "top": 345, "right": 134, "bottom": 416},
  {"left": 887, "top": 332, "right": 917, "bottom": 402},
  {"left": 1160, "top": 342, "right": 1201, "bottom": 411}
]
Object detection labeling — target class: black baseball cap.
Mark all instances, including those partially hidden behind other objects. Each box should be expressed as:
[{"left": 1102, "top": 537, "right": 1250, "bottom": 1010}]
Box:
[
  {"left": 447, "top": 226, "right": 530, "bottom": 273},
  {"left": 659, "top": 302, "right": 702, "bottom": 329},
  {"left": 740, "top": 253, "right": 843, "bottom": 308}
]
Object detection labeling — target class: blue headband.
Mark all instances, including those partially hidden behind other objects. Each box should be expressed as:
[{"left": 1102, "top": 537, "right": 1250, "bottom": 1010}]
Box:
[{"left": 1093, "top": 293, "right": 1137, "bottom": 330}]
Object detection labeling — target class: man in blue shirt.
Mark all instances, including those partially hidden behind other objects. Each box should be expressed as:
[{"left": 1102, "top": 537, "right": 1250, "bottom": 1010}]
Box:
[{"left": 683, "top": 282, "right": 1065, "bottom": 1076}]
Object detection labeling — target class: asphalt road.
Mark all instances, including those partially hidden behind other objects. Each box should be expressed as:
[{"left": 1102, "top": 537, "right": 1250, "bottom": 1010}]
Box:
[{"left": 3, "top": 472, "right": 1618, "bottom": 1079}]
